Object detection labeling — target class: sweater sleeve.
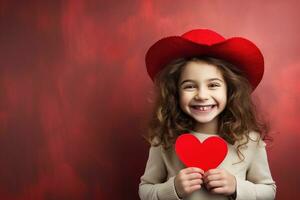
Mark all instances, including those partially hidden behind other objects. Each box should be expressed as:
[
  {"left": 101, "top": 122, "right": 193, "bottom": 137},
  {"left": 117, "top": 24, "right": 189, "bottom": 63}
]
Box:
[
  {"left": 139, "top": 146, "right": 182, "bottom": 200},
  {"left": 235, "top": 140, "right": 276, "bottom": 200}
]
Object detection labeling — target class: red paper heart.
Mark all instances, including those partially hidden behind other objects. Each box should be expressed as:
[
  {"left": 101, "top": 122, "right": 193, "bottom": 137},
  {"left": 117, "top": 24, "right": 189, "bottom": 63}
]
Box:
[{"left": 175, "top": 133, "right": 228, "bottom": 172}]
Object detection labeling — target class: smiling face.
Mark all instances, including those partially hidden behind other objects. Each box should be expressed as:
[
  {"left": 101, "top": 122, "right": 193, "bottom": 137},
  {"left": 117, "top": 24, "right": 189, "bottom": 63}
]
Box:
[{"left": 178, "top": 60, "right": 227, "bottom": 133}]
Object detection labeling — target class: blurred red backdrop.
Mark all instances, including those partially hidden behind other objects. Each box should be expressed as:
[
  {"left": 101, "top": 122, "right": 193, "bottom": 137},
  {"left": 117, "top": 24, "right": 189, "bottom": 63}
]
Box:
[{"left": 0, "top": 0, "right": 299, "bottom": 199}]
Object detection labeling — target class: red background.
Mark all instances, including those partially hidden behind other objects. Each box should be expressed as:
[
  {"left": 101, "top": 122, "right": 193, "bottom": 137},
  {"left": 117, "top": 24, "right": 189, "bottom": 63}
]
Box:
[{"left": 0, "top": 0, "right": 299, "bottom": 199}]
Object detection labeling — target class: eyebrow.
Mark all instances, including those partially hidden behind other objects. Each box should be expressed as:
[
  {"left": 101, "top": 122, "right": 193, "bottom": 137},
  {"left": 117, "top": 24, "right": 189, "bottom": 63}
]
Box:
[{"left": 180, "top": 78, "right": 224, "bottom": 86}]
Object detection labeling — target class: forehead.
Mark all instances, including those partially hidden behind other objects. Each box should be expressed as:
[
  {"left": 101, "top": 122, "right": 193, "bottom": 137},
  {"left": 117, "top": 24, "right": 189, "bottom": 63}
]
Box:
[{"left": 180, "top": 61, "right": 224, "bottom": 80}]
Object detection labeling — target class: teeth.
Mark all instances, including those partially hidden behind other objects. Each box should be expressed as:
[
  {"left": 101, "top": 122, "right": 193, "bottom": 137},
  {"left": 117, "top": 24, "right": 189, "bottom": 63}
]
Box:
[{"left": 193, "top": 105, "right": 214, "bottom": 111}]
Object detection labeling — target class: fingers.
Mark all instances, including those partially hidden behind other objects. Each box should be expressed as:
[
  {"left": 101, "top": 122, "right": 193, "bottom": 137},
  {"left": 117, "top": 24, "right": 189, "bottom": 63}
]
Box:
[
  {"left": 181, "top": 178, "right": 203, "bottom": 194},
  {"left": 175, "top": 167, "right": 237, "bottom": 197},
  {"left": 188, "top": 178, "right": 203, "bottom": 186},
  {"left": 188, "top": 184, "right": 201, "bottom": 192},
  {"left": 203, "top": 174, "right": 222, "bottom": 183},
  {"left": 204, "top": 168, "right": 221, "bottom": 178},
  {"left": 177, "top": 170, "right": 203, "bottom": 184},
  {"left": 186, "top": 172, "right": 203, "bottom": 180},
  {"left": 174, "top": 167, "right": 205, "bottom": 198},
  {"left": 203, "top": 169, "right": 237, "bottom": 196},
  {"left": 205, "top": 180, "right": 224, "bottom": 190},
  {"left": 181, "top": 167, "right": 204, "bottom": 181},
  {"left": 203, "top": 169, "right": 223, "bottom": 190},
  {"left": 210, "top": 187, "right": 227, "bottom": 194},
  {"left": 182, "top": 167, "right": 204, "bottom": 175}
]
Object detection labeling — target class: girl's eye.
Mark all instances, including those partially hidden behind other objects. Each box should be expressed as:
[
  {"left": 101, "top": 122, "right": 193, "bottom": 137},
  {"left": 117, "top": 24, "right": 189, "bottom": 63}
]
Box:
[
  {"left": 183, "top": 85, "right": 196, "bottom": 89},
  {"left": 208, "top": 83, "right": 221, "bottom": 88}
]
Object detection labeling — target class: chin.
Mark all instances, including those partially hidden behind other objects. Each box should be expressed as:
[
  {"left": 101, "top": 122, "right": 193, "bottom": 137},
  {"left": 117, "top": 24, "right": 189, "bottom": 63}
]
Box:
[
  {"left": 188, "top": 110, "right": 220, "bottom": 123},
  {"left": 193, "top": 117, "right": 217, "bottom": 124}
]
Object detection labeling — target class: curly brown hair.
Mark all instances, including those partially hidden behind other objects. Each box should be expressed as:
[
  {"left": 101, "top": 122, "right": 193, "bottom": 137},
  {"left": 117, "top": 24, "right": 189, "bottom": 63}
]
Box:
[{"left": 143, "top": 56, "right": 270, "bottom": 161}]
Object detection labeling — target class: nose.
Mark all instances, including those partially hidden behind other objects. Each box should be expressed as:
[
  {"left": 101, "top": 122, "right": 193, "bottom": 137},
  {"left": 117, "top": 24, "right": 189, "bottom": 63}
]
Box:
[{"left": 194, "top": 87, "right": 209, "bottom": 100}]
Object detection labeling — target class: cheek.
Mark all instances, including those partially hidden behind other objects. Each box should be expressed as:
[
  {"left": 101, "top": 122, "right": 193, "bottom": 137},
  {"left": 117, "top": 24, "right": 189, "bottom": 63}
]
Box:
[
  {"left": 179, "top": 92, "right": 189, "bottom": 108},
  {"left": 217, "top": 92, "right": 227, "bottom": 108}
]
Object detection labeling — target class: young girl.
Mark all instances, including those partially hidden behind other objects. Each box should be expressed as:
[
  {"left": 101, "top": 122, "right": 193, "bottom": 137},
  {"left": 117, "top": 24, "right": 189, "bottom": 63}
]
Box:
[{"left": 138, "top": 29, "right": 276, "bottom": 200}]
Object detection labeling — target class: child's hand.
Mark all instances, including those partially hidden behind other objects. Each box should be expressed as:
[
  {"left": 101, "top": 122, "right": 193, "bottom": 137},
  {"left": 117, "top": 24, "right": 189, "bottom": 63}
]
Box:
[
  {"left": 174, "top": 167, "right": 204, "bottom": 198},
  {"left": 203, "top": 168, "right": 236, "bottom": 196}
]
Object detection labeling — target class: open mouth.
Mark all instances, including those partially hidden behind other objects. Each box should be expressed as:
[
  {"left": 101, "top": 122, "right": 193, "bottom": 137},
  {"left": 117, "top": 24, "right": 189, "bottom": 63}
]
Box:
[{"left": 190, "top": 105, "right": 216, "bottom": 111}]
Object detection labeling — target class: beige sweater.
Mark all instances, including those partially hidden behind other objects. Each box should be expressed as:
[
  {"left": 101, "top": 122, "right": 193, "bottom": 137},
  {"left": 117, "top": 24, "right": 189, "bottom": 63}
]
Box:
[{"left": 139, "top": 131, "right": 276, "bottom": 200}]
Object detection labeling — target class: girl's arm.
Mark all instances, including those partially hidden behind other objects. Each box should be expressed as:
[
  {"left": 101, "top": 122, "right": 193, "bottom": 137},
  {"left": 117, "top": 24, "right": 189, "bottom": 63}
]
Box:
[
  {"left": 139, "top": 146, "right": 182, "bottom": 200},
  {"left": 235, "top": 139, "right": 276, "bottom": 200}
]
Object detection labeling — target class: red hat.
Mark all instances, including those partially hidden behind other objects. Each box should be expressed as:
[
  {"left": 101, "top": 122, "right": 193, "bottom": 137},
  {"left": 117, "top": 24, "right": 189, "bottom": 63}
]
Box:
[{"left": 145, "top": 29, "right": 264, "bottom": 90}]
